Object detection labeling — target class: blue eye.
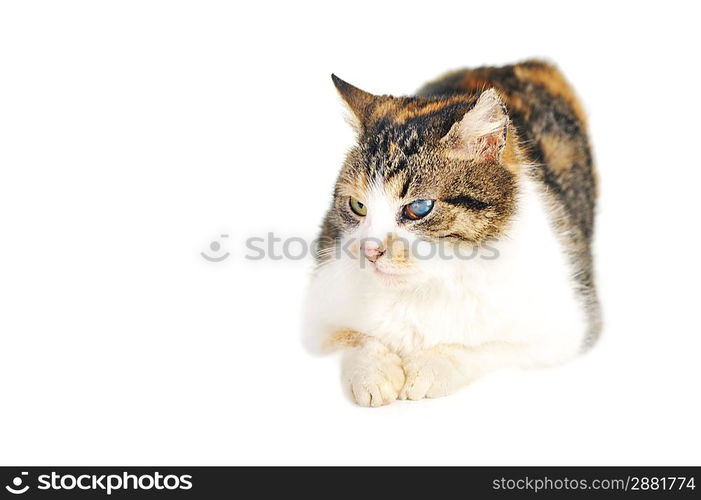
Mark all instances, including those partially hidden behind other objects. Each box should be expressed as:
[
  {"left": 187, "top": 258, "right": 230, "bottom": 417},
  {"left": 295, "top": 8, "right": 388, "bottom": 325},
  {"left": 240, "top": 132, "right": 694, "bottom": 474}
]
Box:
[{"left": 403, "top": 199, "right": 434, "bottom": 220}]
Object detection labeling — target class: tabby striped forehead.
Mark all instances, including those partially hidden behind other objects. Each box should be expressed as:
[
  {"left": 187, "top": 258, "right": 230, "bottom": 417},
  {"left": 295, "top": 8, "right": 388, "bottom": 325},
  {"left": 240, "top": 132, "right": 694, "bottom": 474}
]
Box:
[
  {"left": 359, "top": 124, "right": 419, "bottom": 194},
  {"left": 354, "top": 99, "right": 474, "bottom": 191}
]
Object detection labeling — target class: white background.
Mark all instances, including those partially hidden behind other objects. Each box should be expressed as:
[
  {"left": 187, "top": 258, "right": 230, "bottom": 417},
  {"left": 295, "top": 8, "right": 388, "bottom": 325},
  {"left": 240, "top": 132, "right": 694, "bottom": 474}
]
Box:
[{"left": 1, "top": 1, "right": 699, "bottom": 465}]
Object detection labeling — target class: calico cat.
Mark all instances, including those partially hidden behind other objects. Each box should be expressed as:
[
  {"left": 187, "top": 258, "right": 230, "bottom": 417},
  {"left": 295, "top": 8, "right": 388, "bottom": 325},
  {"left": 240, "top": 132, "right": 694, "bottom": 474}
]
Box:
[{"left": 303, "top": 60, "right": 600, "bottom": 407}]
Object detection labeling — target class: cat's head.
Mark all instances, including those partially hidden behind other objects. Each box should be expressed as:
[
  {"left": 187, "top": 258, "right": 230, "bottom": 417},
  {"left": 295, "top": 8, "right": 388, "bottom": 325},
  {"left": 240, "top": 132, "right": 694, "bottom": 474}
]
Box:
[{"left": 320, "top": 75, "right": 524, "bottom": 285}]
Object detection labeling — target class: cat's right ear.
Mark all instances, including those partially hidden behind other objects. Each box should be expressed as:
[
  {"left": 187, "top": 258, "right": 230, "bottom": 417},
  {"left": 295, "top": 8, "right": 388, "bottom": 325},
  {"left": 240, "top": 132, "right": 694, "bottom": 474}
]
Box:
[
  {"left": 441, "top": 88, "right": 509, "bottom": 164},
  {"left": 331, "top": 74, "right": 378, "bottom": 133}
]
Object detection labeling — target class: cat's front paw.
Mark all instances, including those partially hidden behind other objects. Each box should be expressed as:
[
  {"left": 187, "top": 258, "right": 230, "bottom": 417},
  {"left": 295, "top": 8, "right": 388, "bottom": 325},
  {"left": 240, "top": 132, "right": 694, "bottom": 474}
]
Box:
[
  {"left": 399, "top": 350, "right": 463, "bottom": 400},
  {"left": 343, "top": 350, "right": 405, "bottom": 407}
]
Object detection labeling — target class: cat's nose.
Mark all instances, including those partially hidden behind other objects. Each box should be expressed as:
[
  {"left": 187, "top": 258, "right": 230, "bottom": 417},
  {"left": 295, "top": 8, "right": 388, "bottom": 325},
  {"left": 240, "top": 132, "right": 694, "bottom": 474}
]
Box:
[{"left": 362, "top": 241, "right": 385, "bottom": 263}]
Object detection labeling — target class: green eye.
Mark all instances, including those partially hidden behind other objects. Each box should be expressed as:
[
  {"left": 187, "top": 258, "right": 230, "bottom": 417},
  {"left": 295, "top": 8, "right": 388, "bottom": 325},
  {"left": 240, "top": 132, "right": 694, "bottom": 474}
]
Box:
[
  {"left": 403, "top": 199, "right": 434, "bottom": 220},
  {"left": 349, "top": 197, "right": 367, "bottom": 216}
]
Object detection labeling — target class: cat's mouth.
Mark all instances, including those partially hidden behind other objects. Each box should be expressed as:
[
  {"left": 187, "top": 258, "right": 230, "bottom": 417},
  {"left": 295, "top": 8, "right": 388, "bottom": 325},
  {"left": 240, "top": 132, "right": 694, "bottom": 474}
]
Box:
[{"left": 371, "top": 261, "right": 414, "bottom": 282}]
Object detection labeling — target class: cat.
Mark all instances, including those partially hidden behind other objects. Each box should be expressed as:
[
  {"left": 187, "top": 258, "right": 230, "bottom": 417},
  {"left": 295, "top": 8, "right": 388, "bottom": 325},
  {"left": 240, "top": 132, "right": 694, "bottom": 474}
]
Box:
[{"left": 303, "top": 60, "right": 600, "bottom": 407}]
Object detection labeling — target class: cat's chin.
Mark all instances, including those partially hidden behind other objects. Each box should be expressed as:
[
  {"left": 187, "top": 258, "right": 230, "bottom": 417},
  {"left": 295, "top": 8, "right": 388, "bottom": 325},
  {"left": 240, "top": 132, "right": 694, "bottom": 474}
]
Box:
[{"left": 369, "top": 265, "right": 417, "bottom": 286}]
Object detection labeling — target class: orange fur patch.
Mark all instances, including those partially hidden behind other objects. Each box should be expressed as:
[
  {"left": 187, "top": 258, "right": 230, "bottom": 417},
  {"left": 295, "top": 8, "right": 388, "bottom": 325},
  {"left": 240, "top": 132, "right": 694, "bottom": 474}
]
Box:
[
  {"left": 458, "top": 75, "right": 493, "bottom": 94},
  {"left": 514, "top": 63, "right": 588, "bottom": 126},
  {"left": 384, "top": 233, "right": 410, "bottom": 262},
  {"left": 326, "top": 329, "right": 364, "bottom": 349},
  {"left": 391, "top": 96, "right": 467, "bottom": 124},
  {"left": 539, "top": 133, "right": 578, "bottom": 174},
  {"left": 501, "top": 130, "right": 525, "bottom": 174}
]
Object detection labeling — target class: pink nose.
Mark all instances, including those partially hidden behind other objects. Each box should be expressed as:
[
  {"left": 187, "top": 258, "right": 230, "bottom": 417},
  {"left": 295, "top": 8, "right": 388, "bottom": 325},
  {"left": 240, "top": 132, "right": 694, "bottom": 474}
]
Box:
[{"left": 362, "top": 242, "right": 385, "bottom": 263}]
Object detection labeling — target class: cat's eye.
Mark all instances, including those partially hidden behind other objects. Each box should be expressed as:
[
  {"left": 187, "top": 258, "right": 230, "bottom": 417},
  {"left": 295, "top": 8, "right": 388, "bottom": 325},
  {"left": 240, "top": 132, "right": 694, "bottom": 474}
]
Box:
[
  {"left": 403, "top": 199, "right": 434, "bottom": 220},
  {"left": 349, "top": 197, "right": 367, "bottom": 216}
]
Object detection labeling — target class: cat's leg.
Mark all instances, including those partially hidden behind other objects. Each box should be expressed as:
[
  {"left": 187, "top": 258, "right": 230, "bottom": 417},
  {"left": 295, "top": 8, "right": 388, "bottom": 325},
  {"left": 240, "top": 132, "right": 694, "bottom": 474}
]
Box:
[
  {"left": 330, "top": 330, "right": 405, "bottom": 407},
  {"left": 399, "top": 342, "right": 535, "bottom": 400}
]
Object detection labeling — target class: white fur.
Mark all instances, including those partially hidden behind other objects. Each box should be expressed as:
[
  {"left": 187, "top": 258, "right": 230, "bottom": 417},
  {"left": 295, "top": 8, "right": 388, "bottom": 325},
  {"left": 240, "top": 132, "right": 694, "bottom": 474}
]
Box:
[{"left": 303, "top": 172, "right": 587, "bottom": 405}]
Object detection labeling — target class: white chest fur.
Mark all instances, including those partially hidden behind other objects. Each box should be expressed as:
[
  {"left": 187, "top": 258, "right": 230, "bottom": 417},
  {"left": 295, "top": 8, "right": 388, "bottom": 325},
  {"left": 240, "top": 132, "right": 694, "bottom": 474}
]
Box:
[{"left": 303, "top": 176, "right": 586, "bottom": 365}]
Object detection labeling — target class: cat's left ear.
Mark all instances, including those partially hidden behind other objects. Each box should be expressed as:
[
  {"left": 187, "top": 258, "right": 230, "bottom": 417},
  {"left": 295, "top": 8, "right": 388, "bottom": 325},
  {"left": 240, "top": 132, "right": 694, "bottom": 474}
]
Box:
[
  {"left": 331, "top": 74, "right": 378, "bottom": 132},
  {"left": 441, "top": 89, "right": 509, "bottom": 163}
]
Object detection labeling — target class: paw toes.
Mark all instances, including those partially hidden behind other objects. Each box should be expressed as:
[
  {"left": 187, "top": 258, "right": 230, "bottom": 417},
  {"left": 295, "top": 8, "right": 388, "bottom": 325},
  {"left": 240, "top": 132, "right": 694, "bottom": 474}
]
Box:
[
  {"left": 378, "top": 381, "right": 399, "bottom": 403},
  {"left": 346, "top": 355, "right": 404, "bottom": 407},
  {"left": 351, "top": 383, "right": 371, "bottom": 407},
  {"left": 400, "top": 354, "right": 460, "bottom": 401},
  {"left": 386, "top": 364, "right": 406, "bottom": 391},
  {"left": 368, "top": 385, "right": 385, "bottom": 407},
  {"left": 403, "top": 375, "right": 432, "bottom": 400}
]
